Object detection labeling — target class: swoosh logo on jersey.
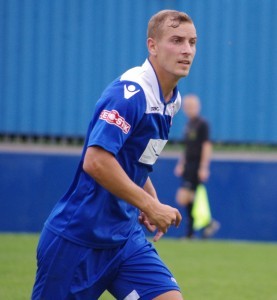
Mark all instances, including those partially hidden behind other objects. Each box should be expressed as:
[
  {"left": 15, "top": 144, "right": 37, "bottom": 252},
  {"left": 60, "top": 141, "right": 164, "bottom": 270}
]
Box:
[
  {"left": 151, "top": 145, "right": 159, "bottom": 157},
  {"left": 124, "top": 84, "right": 140, "bottom": 99}
]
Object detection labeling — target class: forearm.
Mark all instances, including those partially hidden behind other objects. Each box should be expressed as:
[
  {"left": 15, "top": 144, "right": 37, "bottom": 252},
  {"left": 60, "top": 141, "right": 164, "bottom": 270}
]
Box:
[
  {"left": 177, "top": 153, "right": 186, "bottom": 167},
  {"left": 83, "top": 146, "right": 182, "bottom": 238},
  {"left": 83, "top": 146, "right": 156, "bottom": 213},
  {"left": 200, "top": 141, "right": 212, "bottom": 169},
  {"left": 174, "top": 153, "right": 186, "bottom": 177},
  {"left": 143, "top": 177, "right": 158, "bottom": 200}
]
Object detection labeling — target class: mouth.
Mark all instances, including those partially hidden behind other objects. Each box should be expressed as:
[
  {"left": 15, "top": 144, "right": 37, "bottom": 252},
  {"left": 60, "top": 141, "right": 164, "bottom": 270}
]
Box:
[{"left": 178, "top": 60, "right": 191, "bottom": 66}]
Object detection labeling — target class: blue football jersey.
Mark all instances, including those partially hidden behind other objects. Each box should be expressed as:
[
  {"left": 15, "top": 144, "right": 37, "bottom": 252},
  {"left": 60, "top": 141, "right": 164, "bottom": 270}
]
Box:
[{"left": 45, "top": 59, "right": 181, "bottom": 248}]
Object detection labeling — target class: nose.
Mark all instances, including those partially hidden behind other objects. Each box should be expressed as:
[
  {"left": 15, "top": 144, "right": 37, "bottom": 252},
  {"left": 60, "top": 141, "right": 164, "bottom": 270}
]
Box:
[{"left": 181, "top": 41, "right": 193, "bottom": 55}]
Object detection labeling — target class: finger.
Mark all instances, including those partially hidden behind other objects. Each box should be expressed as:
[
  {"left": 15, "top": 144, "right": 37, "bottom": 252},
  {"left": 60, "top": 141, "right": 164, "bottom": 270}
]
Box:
[
  {"left": 153, "top": 230, "right": 164, "bottom": 242},
  {"left": 140, "top": 211, "right": 146, "bottom": 218},
  {"left": 138, "top": 212, "right": 146, "bottom": 224},
  {"left": 138, "top": 215, "right": 143, "bottom": 224},
  {"left": 143, "top": 220, "right": 156, "bottom": 232},
  {"left": 174, "top": 210, "right": 182, "bottom": 227}
]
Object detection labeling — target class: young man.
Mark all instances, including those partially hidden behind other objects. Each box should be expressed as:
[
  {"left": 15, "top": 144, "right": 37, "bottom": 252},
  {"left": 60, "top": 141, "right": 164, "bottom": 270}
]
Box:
[
  {"left": 174, "top": 95, "right": 219, "bottom": 239},
  {"left": 32, "top": 10, "right": 197, "bottom": 300}
]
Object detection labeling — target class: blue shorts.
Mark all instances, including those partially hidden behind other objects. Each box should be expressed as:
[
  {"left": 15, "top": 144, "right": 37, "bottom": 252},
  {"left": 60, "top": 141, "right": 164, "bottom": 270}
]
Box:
[
  {"left": 182, "top": 161, "right": 201, "bottom": 191},
  {"left": 32, "top": 227, "right": 181, "bottom": 299}
]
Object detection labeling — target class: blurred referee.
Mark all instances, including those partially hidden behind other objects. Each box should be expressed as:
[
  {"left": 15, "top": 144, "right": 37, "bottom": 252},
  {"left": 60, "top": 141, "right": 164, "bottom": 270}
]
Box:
[{"left": 174, "top": 94, "right": 219, "bottom": 239}]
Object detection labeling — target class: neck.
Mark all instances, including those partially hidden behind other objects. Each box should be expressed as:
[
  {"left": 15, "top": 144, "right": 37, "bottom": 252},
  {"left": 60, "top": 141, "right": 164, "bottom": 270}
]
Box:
[
  {"left": 163, "top": 85, "right": 174, "bottom": 103},
  {"left": 149, "top": 57, "right": 178, "bottom": 103}
]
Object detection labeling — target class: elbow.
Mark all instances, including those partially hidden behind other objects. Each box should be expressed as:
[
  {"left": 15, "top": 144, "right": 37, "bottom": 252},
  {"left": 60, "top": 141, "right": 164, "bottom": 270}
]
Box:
[
  {"left": 83, "top": 150, "right": 100, "bottom": 179},
  {"left": 83, "top": 146, "right": 111, "bottom": 181},
  {"left": 83, "top": 158, "right": 92, "bottom": 177},
  {"left": 83, "top": 157, "right": 91, "bottom": 175}
]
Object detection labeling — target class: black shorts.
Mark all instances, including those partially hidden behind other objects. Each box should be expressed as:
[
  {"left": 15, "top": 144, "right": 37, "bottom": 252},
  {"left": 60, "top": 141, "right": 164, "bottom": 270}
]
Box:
[{"left": 181, "top": 161, "right": 200, "bottom": 191}]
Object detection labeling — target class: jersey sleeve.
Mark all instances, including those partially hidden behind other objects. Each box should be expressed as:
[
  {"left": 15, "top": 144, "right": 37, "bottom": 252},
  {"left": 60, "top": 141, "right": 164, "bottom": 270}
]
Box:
[
  {"left": 200, "top": 119, "right": 210, "bottom": 142},
  {"left": 87, "top": 80, "right": 146, "bottom": 155}
]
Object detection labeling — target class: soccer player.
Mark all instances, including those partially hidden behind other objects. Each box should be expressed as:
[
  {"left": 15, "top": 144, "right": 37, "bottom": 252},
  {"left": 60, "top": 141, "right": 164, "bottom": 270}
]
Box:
[
  {"left": 32, "top": 10, "right": 197, "bottom": 300},
  {"left": 174, "top": 95, "right": 219, "bottom": 239}
]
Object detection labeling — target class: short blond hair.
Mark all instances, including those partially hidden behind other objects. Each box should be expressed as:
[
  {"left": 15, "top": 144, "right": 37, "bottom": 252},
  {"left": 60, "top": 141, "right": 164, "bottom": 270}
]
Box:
[{"left": 147, "top": 10, "right": 193, "bottom": 40}]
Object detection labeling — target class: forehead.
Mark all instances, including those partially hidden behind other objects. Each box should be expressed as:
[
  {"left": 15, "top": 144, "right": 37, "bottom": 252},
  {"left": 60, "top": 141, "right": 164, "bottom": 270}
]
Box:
[{"left": 161, "top": 21, "right": 197, "bottom": 39}]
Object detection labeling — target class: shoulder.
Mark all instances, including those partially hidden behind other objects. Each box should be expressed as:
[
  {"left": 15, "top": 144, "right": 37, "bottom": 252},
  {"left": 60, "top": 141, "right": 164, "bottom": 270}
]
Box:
[
  {"left": 101, "top": 75, "right": 146, "bottom": 104},
  {"left": 96, "top": 75, "right": 147, "bottom": 121},
  {"left": 120, "top": 60, "right": 160, "bottom": 101},
  {"left": 120, "top": 63, "right": 151, "bottom": 97},
  {"left": 120, "top": 65, "right": 145, "bottom": 82},
  {"left": 103, "top": 61, "right": 153, "bottom": 102},
  {"left": 198, "top": 117, "right": 210, "bottom": 137},
  {"left": 198, "top": 117, "right": 209, "bottom": 127}
]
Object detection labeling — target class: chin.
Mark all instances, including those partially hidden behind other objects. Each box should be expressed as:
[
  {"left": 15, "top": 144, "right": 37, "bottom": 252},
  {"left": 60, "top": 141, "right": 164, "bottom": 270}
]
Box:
[
  {"left": 177, "top": 70, "right": 190, "bottom": 78},
  {"left": 177, "top": 67, "right": 190, "bottom": 77}
]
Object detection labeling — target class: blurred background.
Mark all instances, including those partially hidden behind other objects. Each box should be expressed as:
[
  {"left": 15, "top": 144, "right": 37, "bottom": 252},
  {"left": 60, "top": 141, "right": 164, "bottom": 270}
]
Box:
[{"left": 0, "top": 0, "right": 276, "bottom": 241}]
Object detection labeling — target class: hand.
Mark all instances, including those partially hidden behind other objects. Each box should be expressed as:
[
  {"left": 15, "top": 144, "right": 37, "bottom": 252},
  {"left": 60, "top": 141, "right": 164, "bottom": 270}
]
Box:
[
  {"left": 174, "top": 164, "right": 184, "bottom": 177},
  {"left": 138, "top": 211, "right": 156, "bottom": 233},
  {"left": 145, "top": 203, "right": 182, "bottom": 242},
  {"left": 198, "top": 166, "right": 210, "bottom": 182}
]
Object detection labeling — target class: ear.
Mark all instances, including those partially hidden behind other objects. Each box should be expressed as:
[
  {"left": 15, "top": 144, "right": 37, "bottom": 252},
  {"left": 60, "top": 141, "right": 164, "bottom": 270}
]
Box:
[{"left": 147, "top": 38, "right": 158, "bottom": 56}]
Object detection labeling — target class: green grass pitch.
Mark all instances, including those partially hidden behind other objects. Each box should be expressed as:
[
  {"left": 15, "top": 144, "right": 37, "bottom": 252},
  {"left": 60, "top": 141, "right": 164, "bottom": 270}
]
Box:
[{"left": 0, "top": 234, "right": 276, "bottom": 300}]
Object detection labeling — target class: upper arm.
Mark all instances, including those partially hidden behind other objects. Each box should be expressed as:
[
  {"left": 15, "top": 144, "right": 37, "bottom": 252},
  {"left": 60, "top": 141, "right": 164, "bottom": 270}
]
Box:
[
  {"left": 83, "top": 146, "right": 114, "bottom": 176},
  {"left": 201, "top": 120, "right": 210, "bottom": 142},
  {"left": 87, "top": 81, "right": 146, "bottom": 156}
]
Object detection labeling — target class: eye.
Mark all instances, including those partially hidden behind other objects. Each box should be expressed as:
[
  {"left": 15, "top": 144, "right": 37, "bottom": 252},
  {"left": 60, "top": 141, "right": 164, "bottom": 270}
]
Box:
[
  {"left": 172, "top": 37, "right": 182, "bottom": 44},
  {"left": 190, "top": 39, "right": 197, "bottom": 46}
]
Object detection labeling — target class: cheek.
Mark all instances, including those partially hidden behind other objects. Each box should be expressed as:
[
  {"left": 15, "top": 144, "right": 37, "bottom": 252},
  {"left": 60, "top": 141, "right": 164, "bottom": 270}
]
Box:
[{"left": 159, "top": 46, "right": 178, "bottom": 61}]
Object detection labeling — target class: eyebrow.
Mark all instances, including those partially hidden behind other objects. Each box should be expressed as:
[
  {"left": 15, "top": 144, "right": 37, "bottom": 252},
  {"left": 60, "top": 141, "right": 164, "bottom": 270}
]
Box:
[{"left": 170, "top": 35, "right": 197, "bottom": 40}]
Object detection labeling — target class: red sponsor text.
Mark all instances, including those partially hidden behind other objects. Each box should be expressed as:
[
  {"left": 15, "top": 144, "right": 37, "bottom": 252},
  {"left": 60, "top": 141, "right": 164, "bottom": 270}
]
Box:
[{"left": 99, "top": 110, "right": 131, "bottom": 134}]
